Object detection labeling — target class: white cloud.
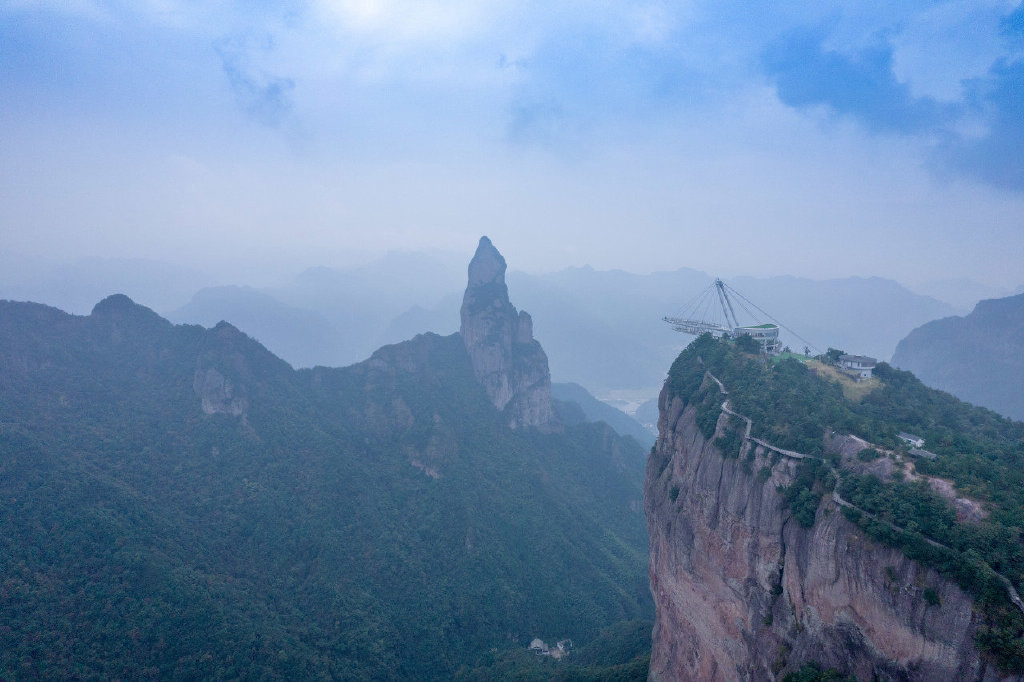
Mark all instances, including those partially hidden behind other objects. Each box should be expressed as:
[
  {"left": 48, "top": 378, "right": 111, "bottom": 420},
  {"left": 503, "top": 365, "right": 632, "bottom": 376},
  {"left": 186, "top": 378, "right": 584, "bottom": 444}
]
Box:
[
  {"left": 311, "top": 0, "right": 507, "bottom": 43},
  {"left": 890, "top": 0, "right": 1014, "bottom": 101},
  {"left": 1, "top": 0, "right": 107, "bottom": 19}
]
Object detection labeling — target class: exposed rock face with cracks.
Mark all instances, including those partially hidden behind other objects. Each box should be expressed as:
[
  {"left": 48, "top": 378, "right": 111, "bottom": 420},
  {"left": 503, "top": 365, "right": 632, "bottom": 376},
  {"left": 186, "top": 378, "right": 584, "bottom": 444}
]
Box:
[
  {"left": 459, "top": 236, "right": 557, "bottom": 430},
  {"left": 645, "top": 374, "right": 1016, "bottom": 682}
]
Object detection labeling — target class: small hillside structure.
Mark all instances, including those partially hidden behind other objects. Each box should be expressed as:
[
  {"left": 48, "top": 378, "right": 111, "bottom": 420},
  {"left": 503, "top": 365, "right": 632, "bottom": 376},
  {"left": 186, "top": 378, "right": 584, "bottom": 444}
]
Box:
[
  {"left": 909, "top": 447, "right": 938, "bottom": 460},
  {"left": 838, "top": 354, "right": 877, "bottom": 380},
  {"left": 899, "top": 432, "right": 925, "bottom": 448},
  {"left": 528, "top": 638, "right": 573, "bottom": 659}
]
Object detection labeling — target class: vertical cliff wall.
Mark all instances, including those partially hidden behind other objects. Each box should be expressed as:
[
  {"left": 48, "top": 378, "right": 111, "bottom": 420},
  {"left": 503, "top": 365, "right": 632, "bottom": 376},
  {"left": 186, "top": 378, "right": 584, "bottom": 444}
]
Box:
[
  {"left": 459, "top": 236, "right": 557, "bottom": 430},
  {"left": 645, "top": 376, "right": 1012, "bottom": 681}
]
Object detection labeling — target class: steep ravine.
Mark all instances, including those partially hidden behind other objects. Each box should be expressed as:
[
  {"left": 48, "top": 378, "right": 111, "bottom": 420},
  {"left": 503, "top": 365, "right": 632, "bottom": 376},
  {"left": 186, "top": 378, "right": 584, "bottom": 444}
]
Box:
[{"left": 645, "top": 373, "right": 1015, "bottom": 681}]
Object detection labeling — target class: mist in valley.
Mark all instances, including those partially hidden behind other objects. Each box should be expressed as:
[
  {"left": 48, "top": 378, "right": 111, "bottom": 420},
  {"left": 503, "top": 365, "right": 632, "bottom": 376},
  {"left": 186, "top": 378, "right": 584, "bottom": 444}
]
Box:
[{"left": 5, "top": 1, "right": 1024, "bottom": 679}]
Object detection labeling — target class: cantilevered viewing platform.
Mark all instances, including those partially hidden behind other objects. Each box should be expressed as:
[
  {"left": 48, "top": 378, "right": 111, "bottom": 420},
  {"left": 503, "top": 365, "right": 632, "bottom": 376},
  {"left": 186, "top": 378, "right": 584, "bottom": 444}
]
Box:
[{"left": 663, "top": 279, "right": 791, "bottom": 355}]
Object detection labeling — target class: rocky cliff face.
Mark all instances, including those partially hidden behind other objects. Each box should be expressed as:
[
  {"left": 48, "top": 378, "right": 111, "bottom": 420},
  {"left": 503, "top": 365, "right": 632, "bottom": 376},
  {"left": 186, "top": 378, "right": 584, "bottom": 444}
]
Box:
[
  {"left": 645, "top": 376, "right": 1012, "bottom": 682},
  {"left": 193, "top": 367, "right": 248, "bottom": 416},
  {"left": 459, "top": 236, "right": 557, "bottom": 430}
]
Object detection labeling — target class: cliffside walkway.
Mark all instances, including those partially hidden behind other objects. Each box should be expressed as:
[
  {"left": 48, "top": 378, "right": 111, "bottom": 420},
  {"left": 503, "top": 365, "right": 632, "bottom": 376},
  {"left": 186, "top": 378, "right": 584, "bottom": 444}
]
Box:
[
  {"left": 828, "top": 490, "right": 1024, "bottom": 614},
  {"left": 704, "top": 370, "right": 1024, "bottom": 615},
  {"left": 707, "top": 373, "right": 812, "bottom": 461}
]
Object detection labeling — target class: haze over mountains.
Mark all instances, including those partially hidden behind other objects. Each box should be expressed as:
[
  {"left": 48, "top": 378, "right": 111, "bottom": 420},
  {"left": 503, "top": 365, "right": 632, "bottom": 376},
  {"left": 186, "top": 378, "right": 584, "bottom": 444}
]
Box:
[
  {"left": 4, "top": 238, "right": 1022, "bottom": 678},
  {"left": 907, "top": 279, "right": 1018, "bottom": 314},
  {"left": 173, "top": 264, "right": 963, "bottom": 387},
  {"left": 7, "top": 0, "right": 1024, "bottom": 678},
  {"left": 2, "top": 251, "right": 964, "bottom": 409},
  {"left": 508, "top": 269, "right": 956, "bottom": 395},
  {"left": 0, "top": 254, "right": 217, "bottom": 317},
  {"left": 0, "top": 239, "right": 653, "bottom": 679},
  {"left": 893, "top": 292, "right": 1024, "bottom": 422}
]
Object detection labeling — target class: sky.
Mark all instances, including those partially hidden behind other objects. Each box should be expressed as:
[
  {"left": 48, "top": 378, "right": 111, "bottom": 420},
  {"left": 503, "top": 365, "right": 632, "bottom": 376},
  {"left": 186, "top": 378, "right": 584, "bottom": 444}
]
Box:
[{"left": 2, "top": 0, "right": 1024, "bottom": 288}]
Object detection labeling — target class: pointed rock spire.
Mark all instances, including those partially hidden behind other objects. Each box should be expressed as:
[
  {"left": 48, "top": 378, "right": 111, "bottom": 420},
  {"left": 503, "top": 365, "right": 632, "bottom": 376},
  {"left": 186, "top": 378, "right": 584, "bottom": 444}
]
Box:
[
  {"left": 466, "top": 235, "right": 507, "bottom": 288},
  {"left": 460, "top": 237, "right": 557, "bottom": 430}
]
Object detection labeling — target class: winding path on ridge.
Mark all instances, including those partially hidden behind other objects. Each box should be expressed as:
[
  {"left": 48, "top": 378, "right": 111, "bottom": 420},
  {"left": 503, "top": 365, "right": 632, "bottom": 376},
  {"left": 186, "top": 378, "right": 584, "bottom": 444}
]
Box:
[{"left": 703, "top": 370, "right": 1024, "bottom": 615}]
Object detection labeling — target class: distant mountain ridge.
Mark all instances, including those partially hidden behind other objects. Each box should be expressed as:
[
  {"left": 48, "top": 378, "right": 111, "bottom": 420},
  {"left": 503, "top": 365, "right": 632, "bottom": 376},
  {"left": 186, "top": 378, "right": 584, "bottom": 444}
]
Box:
[
  {"left": 0, "top": 255, "right": 214, "bottom": 315},
  {"left": 167, "top": 285, "right": 344, "bottom": 368},
  {"left": 506, "top": 270, "right": 953, "bottom": 393},
  {"left": 552, "top": 382, "right": 655, "bottom": 446},
  {"left": 892, "top": 292, "right": 1024, "bottom": 421},
  {"left": 0, "top": 241, "right": 651, "bottom": 679},
  {"left": 907, "top": 278, "right": 1012, "bottom": 313},
  {"left": 309, "top": 266, "right": 954, "bottom": 394},
  {"left": 8, "top": 251, "right": 955, "bottom": 420}
]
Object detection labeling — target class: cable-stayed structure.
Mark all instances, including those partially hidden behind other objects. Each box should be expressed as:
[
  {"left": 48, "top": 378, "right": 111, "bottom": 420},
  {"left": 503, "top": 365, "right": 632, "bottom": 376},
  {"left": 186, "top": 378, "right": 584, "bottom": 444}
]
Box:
[{"left": 663, "top": 278, "right": 807, "bottom": 356}]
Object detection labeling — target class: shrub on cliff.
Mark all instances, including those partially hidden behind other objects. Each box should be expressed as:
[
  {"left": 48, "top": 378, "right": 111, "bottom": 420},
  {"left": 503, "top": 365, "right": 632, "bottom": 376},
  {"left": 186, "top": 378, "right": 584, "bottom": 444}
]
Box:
[
  {"left": 780, "top": 459, "right": 829, "bottom": 527},
  {"left": 734, "top": 333, "right": 761, "bottom": 354}
]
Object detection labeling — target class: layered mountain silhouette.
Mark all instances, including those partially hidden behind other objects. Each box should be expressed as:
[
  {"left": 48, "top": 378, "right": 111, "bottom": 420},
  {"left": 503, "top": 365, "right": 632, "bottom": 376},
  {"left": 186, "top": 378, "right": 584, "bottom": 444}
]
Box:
[
  {"left": 163, "top": 258, "right": 953, "bottom": 405},
  {"left": 0, "top": 240, "right": 650, "bottom": 679},
  {"left": 893, "top": 292, "right": 1024, "bottom": 421}
]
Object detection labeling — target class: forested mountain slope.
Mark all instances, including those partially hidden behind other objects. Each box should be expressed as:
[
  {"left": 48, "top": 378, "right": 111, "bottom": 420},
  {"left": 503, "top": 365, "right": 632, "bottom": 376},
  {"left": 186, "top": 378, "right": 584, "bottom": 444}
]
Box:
[
  {"left": 892, "top": 292, "right": 1024, "bottom": 421},
  {"left": 0, "top": 289, "right": 650, "bottom": 677}
]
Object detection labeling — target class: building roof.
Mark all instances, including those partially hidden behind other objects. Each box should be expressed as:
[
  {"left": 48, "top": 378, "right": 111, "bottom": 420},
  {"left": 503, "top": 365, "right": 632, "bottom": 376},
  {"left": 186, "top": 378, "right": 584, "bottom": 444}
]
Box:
[
  {"left": 839, "top": 354, "right": 877, "bottom": 365},
  {"left": 898, "top": 432, "right": 923, "bottom": 442}
]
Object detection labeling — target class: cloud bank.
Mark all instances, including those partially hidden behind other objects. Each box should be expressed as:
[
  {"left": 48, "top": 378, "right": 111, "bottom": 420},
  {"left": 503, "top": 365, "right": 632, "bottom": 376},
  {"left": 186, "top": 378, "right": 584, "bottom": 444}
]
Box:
[{"left": 1, "top": 0, "right": 1022, "bottom": 287}]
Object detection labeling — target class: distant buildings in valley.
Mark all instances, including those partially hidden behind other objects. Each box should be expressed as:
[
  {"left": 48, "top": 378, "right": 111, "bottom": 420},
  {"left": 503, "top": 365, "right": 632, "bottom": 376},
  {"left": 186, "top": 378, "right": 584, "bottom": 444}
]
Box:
[{"left": 529, "top": 638, "right": 573, "bottom": 659}]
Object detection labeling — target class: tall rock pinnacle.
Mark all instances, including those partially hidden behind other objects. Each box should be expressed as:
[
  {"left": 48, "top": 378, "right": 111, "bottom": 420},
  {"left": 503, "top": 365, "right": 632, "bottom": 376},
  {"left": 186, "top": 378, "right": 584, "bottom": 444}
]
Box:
[{"left": 460, "top": 237, "right": 557, "bottom": 430}]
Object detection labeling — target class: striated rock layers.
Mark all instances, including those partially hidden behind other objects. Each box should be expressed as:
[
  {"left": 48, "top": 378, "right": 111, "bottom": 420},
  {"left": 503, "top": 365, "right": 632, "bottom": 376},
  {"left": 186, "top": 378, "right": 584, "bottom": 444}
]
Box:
[
  {"left": 645, "top": 376, "right": 1014, "bottom": 682},
  {"left": 459, "top": 236, "right": 557, "bottom": 430}
]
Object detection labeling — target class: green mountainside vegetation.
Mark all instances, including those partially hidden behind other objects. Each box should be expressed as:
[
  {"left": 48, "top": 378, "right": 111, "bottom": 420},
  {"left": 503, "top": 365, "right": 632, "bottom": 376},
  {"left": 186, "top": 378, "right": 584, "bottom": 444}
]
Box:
[
  {"left": 456, "top": 619, "right": 651, "bottom": 681},
  {"left": 666, "top": 334, "right": 1024, "bottom": 670},
  {"left": 0, "top": 296, "right": 651, "bottom": 680},
  {"left": 892, "top": 292, "right": 1024, "bottom": 422}
]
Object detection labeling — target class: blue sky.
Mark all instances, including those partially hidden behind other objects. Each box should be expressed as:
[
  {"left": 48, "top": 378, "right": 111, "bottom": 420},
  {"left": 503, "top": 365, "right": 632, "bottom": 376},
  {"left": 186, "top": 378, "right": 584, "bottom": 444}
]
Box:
[{"left": 2, "top": 0, "right": 1023, "bottom": 287}]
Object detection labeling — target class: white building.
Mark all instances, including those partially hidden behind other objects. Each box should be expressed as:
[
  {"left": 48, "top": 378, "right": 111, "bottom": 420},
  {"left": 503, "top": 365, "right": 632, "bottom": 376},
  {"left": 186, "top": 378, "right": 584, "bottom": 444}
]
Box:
[
  {"left": 733, "top": 324, "right": 782, "bottom": 355},
  {"left": 899, "top": 433, "right": 925, "bottom": 448},
  {"left": 838, "top": 354, "right": 876, "bottom": 380}
]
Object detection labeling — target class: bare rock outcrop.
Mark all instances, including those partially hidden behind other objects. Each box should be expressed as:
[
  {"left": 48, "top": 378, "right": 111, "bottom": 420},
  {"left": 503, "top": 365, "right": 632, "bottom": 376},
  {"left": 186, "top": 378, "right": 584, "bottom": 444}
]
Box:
[
  {"left": 193, "top": 367, "right": 248, "bottom": 416},
  {"left": 645, "top": 377, "right": 1014, "bottom": 681},
  {"left": 459, "top": 236, "right": 557, "bottom": 430}
]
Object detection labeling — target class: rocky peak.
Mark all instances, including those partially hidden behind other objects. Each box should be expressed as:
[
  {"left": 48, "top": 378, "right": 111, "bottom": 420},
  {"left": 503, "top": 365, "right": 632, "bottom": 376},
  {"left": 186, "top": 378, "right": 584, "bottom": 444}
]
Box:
[
  {"left": 459, "top": 237, "right": 557, "bottom": 430},
  {"left": 88, "top": 294, "right": 171, "bottom": 345},
  {"left": 466, "top": 235, "right": 506, "bottom": 287},
  {"left": 90, "top": 294, "right": 168, "bottom": 326}
]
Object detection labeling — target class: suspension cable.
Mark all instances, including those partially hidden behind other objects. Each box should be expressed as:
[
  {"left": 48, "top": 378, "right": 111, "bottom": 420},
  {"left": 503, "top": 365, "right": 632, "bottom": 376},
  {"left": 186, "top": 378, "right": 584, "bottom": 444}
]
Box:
[{"left": 721, "top": 282, "right": 820, "bottom": 354}]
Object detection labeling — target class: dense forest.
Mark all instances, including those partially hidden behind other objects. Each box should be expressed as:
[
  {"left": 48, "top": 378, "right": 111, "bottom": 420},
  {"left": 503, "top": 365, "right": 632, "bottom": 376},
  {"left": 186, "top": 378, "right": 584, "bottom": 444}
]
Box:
[
  {"left": 0, "top": 296, "right": 651, "bottom": 679},
  {"left": 666, "top": 333, "right": 1024, "bottom": 670}
]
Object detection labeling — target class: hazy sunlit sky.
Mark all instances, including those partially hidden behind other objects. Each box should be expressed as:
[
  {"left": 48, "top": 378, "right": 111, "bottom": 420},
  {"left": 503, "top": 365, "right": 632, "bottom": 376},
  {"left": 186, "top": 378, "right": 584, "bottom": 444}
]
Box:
[{"left": 2, "top": 0, "right": 1023, "bottom": 287}]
